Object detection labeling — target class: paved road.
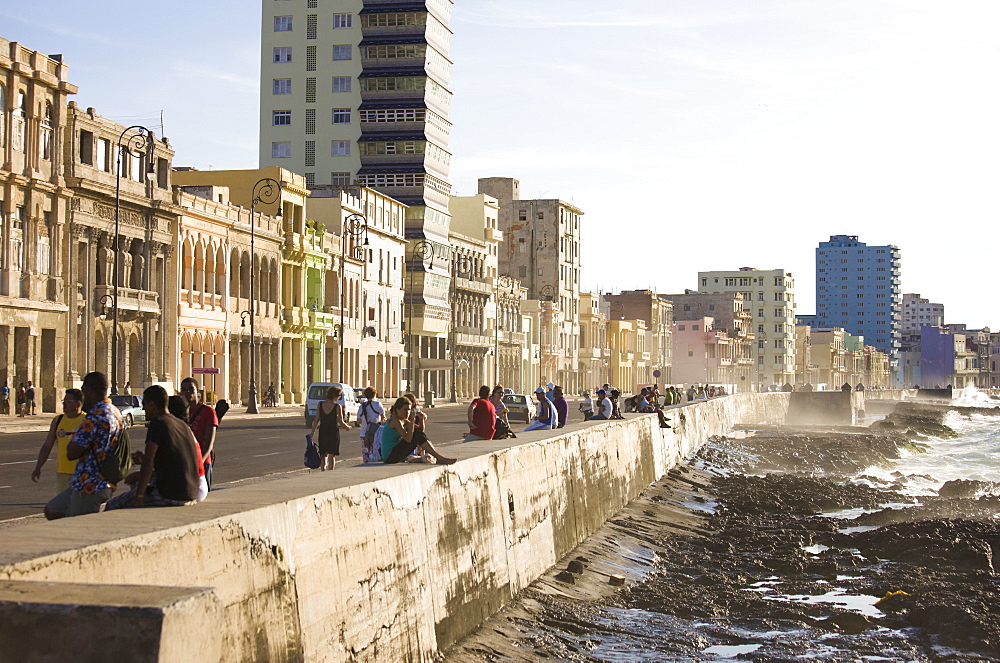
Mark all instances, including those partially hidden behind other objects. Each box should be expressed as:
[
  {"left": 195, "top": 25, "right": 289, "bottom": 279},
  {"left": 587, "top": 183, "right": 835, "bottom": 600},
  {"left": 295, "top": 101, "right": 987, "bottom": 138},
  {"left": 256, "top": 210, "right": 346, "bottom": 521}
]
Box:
[{"left": 0, "top": 403, "right": 480, "bottom": 523}]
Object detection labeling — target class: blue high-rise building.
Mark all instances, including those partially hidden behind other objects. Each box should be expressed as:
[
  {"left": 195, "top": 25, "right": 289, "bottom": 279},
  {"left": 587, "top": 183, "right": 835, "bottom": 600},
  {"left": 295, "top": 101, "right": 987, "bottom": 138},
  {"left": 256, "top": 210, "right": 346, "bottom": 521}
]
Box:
[{"left": 815, "top": 235, "right": 901, "bottom": 367}]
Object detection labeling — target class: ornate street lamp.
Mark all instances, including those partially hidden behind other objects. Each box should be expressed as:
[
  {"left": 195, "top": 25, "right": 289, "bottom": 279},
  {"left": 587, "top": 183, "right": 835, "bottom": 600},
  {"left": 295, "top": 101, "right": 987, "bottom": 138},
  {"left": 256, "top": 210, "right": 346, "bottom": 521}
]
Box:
[
  {"left": 112, "top": 125, "right": 155, "bottom": 395},
  {"left": 493, "top": 275, "right": 515, "bottom": 385},
  {"left": 246, "top": 178, "right": 282, "bottom": 414},
  {"left": 406, "top": 239, "right": 434, "bottom": 395},
  {"left": 449, "top": 253, "right": 473, "bottom": 403},
  {"left": 340, "top": 213, "right": 369, "bottom": 384}
]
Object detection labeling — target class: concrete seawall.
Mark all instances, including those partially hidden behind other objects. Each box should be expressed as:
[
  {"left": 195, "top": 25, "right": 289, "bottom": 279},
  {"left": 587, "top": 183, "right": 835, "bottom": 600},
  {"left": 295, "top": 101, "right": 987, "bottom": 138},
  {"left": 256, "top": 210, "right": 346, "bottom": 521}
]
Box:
[{"left": 0, "top": 393, "right": 789, "bottom": 662}]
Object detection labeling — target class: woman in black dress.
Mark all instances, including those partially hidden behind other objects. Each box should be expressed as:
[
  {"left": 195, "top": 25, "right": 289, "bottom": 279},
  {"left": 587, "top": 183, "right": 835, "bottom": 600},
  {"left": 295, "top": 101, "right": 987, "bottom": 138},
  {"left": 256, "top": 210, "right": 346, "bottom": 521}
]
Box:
[{"left": 310, "top": 385, "right": 351, "bottom": 470}]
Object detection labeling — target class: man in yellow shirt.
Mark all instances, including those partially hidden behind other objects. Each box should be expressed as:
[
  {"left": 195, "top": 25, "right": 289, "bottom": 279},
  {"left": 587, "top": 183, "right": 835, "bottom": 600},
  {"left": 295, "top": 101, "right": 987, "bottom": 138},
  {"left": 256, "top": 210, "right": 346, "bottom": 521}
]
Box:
[{"left": 31, "top": 388, "right": 85, "bottom": 491}]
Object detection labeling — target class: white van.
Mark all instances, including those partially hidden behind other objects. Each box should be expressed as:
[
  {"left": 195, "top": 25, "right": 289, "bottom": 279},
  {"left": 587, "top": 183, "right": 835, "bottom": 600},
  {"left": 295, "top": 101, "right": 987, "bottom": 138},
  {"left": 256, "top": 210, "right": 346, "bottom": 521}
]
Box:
[{"left": 304, "top": 382, "right": 358, "bottom": 427}]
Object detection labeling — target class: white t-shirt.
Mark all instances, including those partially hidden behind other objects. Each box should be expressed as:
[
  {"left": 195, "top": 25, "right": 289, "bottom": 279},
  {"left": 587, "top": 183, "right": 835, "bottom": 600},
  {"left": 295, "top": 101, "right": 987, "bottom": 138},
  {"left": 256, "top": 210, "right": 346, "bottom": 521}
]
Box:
[
  {"left": 599, "top": 397, "right": 613, "bottom": 418},
  {"left": 581, "top": 396, "right": 594, "bottom": 411},
  {"left": 357, "top": 399, "right": 385, "bottom": 436}
]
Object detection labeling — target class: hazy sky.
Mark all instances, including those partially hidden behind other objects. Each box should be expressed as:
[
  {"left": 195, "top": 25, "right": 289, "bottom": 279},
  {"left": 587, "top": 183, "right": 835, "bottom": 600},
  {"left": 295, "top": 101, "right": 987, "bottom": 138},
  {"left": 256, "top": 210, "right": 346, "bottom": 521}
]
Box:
[{"left": 5, "top": 1, "right": 999, "bottom": 328}]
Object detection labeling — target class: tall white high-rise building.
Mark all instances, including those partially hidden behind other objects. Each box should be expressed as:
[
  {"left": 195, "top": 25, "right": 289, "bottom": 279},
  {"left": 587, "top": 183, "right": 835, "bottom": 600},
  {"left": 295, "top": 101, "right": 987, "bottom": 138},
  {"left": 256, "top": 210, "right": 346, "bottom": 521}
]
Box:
[{"left": 259, "top": 0, "right": 457, "bottom": 397}]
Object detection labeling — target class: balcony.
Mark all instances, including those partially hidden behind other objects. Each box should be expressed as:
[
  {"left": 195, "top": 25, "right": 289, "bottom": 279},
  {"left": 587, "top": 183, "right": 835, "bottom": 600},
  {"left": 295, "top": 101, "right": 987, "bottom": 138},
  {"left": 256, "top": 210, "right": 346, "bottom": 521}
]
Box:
[
  {"left": 309, "top": 310, "right": 336, "bottom": 330},
  {"left": 454, "top": 329, "right": 492, "bottom": 348},
  {"left": 95, "top": 285, "right": 159, "bottom": 316},
  {"left": 453, "top": 276, "right": 491, "bottom": 295},
  {"left": 499, "top": 330, "right": 524, "bottom": 345}
]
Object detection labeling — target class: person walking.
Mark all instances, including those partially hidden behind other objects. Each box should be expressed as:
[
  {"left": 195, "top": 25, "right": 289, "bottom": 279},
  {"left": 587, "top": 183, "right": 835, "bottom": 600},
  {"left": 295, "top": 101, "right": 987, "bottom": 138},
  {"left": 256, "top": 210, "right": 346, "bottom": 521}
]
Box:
[
  {"left": 357, "top": 386, "right": 385, "bottom": 462},
  {"left": 25, "top": 381, "right": 35, "bottom": 415},
  {"left": 0, "top": 381, "right": 8, "bottom": 415},
  {"left": 31, "top": 389, "right": 86, "bottom": 492},
  {"left": 310, "top": 385, "right": 351, "bottom": 471},
  {"left": 16, "top": 383, "right": 25, "bottom": 417}
]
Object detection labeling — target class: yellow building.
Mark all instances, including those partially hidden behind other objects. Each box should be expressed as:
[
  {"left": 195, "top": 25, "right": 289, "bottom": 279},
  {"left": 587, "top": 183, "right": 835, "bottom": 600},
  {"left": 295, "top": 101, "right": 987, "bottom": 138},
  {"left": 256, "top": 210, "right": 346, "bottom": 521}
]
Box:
[
  {"left": 173, "top": 167, "right": 314, "bottom": 404},
  {"left": 174, "top": 184, "right": 283, "bottom": 404}
]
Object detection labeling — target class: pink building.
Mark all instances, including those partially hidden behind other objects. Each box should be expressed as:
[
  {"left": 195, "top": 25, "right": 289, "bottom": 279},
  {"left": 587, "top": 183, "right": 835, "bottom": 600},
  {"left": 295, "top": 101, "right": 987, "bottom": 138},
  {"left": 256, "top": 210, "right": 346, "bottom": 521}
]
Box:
[{"left": 672, "top": 317, "right": 737, "bottom": 387}]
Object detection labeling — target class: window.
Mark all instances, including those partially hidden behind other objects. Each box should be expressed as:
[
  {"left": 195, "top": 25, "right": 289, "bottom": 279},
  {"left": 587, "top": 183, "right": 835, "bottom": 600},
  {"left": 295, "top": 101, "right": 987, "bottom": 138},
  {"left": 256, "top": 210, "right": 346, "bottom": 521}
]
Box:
[
  {"left": 272, "top": 110, "right": 292, "bottom": 126},
  {"left": 273, "top": 78, "right": 291, "bottom": 94},
  {"left": 333, "top": 13, "right": 352, "bottom": 28},
  {"left": 273, "top": 47, "right": 292, "bottom": 63},
  {"left": 332, "top": 140, "right": 350, "bottom": 156},
  {"left": 274, "top": 16, "right": 292, "bottom": 31},
  {"left": 332, "top": 76, "right": 351, "bottom": 92},
  {"left": 79, "top": 130, "right": 94, "bottom": 165},
  {"left": 333, "top": 44, "right": 352, "bottom": 60},
  {"left": 331, "top": 172, "right": 351, "bottom": 186},
  {"left": 272, "top": 141, "right": 291, "bottom": 158},
  {"left": 332, "top": 109, "right": 350, "bottom": 124}
]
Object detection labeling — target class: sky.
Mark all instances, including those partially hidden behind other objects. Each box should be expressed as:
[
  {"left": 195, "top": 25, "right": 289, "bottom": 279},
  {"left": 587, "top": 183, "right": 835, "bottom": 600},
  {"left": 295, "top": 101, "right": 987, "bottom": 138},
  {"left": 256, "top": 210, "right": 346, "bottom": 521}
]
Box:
[{"left": 5, "top": 0, "right": 999, "bottom": 328}]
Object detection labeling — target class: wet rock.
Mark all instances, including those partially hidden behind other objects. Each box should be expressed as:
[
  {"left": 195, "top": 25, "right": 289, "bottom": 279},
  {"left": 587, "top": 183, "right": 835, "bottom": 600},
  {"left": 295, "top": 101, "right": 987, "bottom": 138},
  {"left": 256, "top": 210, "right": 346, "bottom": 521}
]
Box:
[{"left": 939, "top": 479, "right": 997, "bottom": 498}]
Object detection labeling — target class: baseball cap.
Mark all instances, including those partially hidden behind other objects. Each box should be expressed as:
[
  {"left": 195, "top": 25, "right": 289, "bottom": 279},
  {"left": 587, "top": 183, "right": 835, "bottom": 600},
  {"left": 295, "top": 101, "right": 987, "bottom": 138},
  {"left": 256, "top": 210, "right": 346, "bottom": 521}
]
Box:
[
  {"left": 535, "top": 387, "right": 545, "bottom": 394},
  {"left": 596, "top": 389, "right": 607, "bottom": 395}
]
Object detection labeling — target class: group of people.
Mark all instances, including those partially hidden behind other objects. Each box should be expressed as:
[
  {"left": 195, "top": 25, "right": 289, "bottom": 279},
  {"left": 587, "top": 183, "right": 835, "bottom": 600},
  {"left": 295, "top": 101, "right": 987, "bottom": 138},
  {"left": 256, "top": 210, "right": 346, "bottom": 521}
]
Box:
[
  {"left": 1, "top": 381, "right": 36, "bottom": 417},
  {"left": 31, "top": 372, "right": 218, "bottom": 519},
  {"left": 309, "top": 386, "right": 457, "bottom": 469}
]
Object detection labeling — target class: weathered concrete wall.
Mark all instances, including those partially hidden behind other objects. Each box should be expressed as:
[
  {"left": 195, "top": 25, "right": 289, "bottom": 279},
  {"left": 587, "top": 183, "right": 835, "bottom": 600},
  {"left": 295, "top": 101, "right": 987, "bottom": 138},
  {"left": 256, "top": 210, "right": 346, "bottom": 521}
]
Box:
[
  {"left": 786, "top": 391, "right": 865, "bottom": 426},
  {"left": 0, "top": 393, "right": 788, "bottom": 662}
]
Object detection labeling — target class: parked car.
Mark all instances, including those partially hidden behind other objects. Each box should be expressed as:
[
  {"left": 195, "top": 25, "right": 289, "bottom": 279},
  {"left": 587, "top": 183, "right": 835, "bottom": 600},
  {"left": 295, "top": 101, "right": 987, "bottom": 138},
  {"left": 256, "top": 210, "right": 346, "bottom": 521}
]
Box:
[
  {"left": 304, "top": 382, "right": 358, "bottom": 428},
  {"left": 110, "top": 394, "right": 144, "bottom": 428},
  {"left": 502, "top": 394, "right": 532, "bottom": 423}
]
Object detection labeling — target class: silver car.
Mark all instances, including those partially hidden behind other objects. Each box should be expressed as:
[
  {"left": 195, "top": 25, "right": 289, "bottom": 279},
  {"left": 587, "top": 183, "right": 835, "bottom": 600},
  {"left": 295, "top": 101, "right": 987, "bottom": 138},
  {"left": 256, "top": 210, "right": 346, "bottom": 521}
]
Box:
[{"left": 110, "top": 394, "right": 144, "bottom": 428}]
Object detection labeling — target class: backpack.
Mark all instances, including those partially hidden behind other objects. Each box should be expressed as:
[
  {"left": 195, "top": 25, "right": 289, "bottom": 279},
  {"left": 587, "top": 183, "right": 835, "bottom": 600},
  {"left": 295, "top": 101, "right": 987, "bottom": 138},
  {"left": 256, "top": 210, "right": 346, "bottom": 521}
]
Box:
[
  {"left": 99, "top": 425, "right": 132, "bottom": 485},
  {"left": 303, "top": 434, "right": 321, "bottom": 469}
]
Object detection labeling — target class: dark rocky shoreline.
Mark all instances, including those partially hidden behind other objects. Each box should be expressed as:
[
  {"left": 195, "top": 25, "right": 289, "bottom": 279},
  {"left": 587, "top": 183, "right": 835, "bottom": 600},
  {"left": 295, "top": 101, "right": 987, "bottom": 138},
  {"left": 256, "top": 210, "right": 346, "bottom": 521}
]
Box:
[{"left": 445, "top": 404, "right": 1000, "bottom": 661}]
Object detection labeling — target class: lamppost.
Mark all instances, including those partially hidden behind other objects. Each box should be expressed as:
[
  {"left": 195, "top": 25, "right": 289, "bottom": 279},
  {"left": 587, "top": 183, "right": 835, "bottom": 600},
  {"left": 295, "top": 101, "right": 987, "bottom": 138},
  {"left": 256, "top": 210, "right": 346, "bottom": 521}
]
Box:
[
  {"left": 493, "top": 275, "right": 515, "bottom": 386},
  {"left": 246, "top": 178, "right": 283, "bottom": 414},
  {"left": 112, "top": 125, "right": 155, "bottom": 395},
  {"left": 449, "top": 253, "right": 472, "bottom": 403},
  {"left": 406, "top": 239, "right": 434, "bottom": 395},
  {"left": 340, "top": 213, "right": 369, "bottom": 385}
]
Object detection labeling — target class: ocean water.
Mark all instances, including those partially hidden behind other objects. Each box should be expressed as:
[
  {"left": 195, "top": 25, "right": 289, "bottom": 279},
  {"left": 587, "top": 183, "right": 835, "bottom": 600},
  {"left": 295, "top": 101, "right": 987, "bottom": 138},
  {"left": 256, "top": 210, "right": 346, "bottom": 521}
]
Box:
[{"left": 858, "top": 386, "right": 1000, "bottom": 496}]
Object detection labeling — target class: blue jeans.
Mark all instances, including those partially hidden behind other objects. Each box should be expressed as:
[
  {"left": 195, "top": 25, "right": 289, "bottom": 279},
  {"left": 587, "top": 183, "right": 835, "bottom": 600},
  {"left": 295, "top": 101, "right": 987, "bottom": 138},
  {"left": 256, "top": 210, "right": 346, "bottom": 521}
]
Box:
[{"left": 524, "top": 421, "right": 553, "bottom": 432}]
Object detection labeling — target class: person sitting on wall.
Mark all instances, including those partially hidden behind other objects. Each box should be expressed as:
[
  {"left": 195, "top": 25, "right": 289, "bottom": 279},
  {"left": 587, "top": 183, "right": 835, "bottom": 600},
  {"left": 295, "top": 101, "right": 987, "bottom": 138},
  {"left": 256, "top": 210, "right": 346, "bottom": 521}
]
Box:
[
  {"left": 589, "top": 389, "right": 614, "bottom": 421},
  {"left": 638, "top": 388, "right": 672, "bottom": 429},
  {"left": 525, "top": 388, "right": 557, "bottom": 431},
  {"left": 464, "top": 385, "right": 496, "bottom": 442},
  {"left": 381, "top": 397, "right": 456, "bottom": 465},
  {"left": 105, "top": 386, "right": 201, "bottom": 510}
]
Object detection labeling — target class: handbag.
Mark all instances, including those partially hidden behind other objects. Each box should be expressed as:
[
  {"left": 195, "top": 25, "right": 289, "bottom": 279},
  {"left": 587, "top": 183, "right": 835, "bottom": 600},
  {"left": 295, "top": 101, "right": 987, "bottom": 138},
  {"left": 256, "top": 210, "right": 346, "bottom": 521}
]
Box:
[{"left": 303, "top": 434, "right": 321, "bottom": 469}]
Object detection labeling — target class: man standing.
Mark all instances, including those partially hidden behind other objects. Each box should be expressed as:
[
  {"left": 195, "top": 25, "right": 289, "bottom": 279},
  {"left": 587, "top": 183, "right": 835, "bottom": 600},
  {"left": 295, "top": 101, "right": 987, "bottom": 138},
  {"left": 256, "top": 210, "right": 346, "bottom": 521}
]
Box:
[
  {"left": 106, "top": 385, "right": 200, "bottom": 509},
  {"left": 31, "top": 388, "right": 86, "bottom": 491},
  {"left": 25, "top": 381, "right": 35, "bottom": 415},
  {"left": 180, "top": 377, "right": 218, "bottom": 491},
  {"left": 0, "top": 381, "right": 8, "bottom": 415},
  {"left": 43, "top": 372, "right": 123, "bottom": 519},
  {"left": 464, "top": 385, "right": 496, "bottom": 442}
]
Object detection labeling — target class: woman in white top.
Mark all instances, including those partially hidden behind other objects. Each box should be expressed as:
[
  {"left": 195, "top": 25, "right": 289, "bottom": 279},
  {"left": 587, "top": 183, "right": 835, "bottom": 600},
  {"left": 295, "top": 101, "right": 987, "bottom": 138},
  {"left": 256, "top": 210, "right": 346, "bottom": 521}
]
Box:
[{"left": 357, "top": 386, "right": 386, "bottom": 463}]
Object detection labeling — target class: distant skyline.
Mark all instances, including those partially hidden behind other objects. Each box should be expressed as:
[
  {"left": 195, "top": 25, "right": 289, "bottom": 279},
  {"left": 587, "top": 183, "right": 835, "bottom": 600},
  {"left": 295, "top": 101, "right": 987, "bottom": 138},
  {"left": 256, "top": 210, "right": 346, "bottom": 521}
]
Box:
[{"left": 5, "top": 1, "right": 998, "bottom": 330}]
